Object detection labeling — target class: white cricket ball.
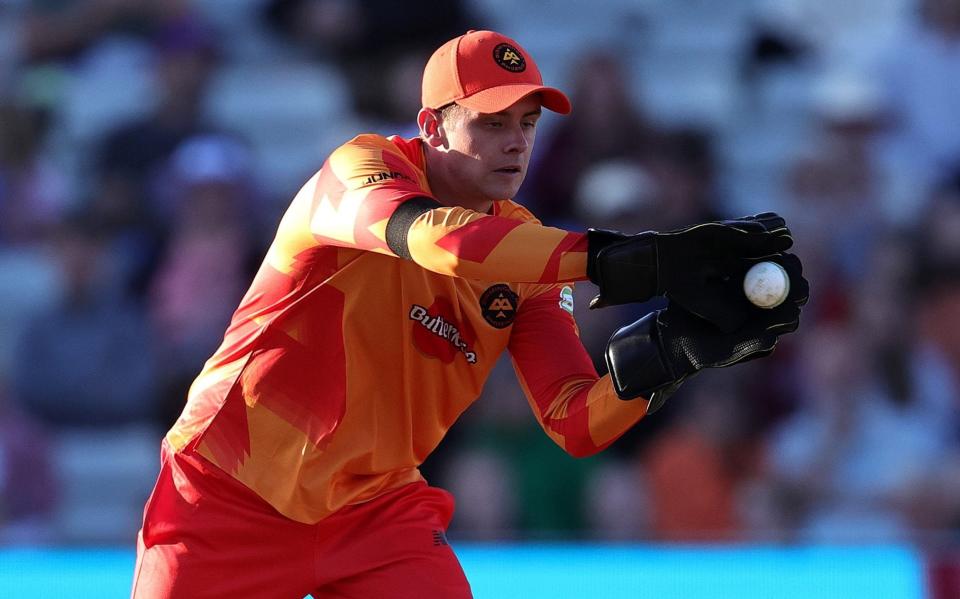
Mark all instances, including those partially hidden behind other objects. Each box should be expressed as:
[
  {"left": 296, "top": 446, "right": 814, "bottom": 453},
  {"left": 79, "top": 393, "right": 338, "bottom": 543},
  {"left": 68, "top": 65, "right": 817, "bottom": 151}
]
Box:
[{"left": 743, "top": 261, "right": 790, "bottom": 309}]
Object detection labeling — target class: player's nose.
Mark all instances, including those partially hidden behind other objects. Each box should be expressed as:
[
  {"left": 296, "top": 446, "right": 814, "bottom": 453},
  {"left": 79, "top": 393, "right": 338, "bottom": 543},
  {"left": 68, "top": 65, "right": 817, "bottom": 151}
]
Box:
[{"left": 503, "top": 125, "right": 528, "bottom": 154}]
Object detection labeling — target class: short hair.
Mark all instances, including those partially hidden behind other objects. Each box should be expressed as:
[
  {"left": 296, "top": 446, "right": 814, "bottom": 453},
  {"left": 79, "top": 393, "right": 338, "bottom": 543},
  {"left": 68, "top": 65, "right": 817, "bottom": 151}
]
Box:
[{"left": 439, "top": 102, "right": 466, "bottom": 125}]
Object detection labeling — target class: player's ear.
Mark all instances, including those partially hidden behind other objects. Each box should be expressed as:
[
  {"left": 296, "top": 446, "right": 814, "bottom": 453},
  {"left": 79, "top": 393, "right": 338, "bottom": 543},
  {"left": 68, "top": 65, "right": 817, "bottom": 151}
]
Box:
[{"left": 418, "top": 107, "right": 448, "bottom": 149}]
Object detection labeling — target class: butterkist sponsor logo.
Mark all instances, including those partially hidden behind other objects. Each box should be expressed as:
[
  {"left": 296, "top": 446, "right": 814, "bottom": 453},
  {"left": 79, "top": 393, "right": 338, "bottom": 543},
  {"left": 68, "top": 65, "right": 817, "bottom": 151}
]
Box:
[
  {"left": 409, "top": 304, "right": 478, "bottom": 364},
  {"left": 363, "top": 171, "right": 413, "bottom": 186}
]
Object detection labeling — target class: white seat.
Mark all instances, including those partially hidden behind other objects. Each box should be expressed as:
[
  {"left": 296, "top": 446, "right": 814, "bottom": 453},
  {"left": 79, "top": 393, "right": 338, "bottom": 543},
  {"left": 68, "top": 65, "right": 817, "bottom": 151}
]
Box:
[
  {"left": 56, "top": 35, "right": 157, "bottom": 148},
  {"left": 0, "top": 248, "right": 62, "bottom": 377},
  {"left": 191, "top": 0, "right": 287, "bottom": 61},
  {"left": 51, "top": 425, "right": 161, "bottom": 543},
  {"left": 204, "top": 61, "right": 352, "bottom": 196},
  {"left": 632, "top": 52, "right": 739, "bottom": 128}
]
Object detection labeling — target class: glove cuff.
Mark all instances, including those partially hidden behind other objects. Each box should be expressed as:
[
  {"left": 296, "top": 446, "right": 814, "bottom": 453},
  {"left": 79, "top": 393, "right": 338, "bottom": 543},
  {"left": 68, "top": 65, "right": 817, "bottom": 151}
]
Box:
[
  {"left": 586, "top": 229, "right": 628, "bottom": 283},
  {"left": 587, "top": 230, "right": 659, "bottom": 306},
  {"left": 605, "top": 311, "right": 680, "bottom": 400}
]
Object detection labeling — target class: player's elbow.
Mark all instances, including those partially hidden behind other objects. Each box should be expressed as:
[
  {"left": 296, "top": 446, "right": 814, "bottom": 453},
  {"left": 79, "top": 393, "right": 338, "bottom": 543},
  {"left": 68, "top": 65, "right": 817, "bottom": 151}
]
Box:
[
  {"left": 544, "top": 413, "right": 605, "bottom": 458},
  {"left": 560, "top": 436, "right": 603, "bottom": 459},
  {"left": 566, "top": 446, "right": 602, "bottom": 459}
]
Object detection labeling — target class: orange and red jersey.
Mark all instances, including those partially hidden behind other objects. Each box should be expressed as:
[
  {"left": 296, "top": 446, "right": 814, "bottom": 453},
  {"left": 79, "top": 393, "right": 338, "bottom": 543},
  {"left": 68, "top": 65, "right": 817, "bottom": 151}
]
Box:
[{"left": 165, "top": 134, "right": 649, "bottom": 523}]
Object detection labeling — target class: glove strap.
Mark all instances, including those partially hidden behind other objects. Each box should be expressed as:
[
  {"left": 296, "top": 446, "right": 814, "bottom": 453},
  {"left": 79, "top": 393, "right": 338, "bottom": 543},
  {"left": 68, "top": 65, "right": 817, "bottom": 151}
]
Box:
[
  {"left": 587, "top": 230, "right": 659, "bottom": 305},
  {"left": 646, "top": 375, "right": 690, "bottom": 415},
  {"left": 586, "top": 229, "right": 628, "bottom": 283}
]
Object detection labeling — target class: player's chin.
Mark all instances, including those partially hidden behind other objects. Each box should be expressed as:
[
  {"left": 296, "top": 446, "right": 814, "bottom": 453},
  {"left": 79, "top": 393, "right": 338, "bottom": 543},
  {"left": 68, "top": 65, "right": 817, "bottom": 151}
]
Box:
[{"left": 483, "top": 176, "right": 525, "bottom": 200}]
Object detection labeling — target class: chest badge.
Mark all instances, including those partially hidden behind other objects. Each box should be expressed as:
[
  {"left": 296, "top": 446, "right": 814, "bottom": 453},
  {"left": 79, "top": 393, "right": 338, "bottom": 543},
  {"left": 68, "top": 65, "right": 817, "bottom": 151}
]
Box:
[{"left": 479, "top": 284, "right": 518, "bottom": 329}]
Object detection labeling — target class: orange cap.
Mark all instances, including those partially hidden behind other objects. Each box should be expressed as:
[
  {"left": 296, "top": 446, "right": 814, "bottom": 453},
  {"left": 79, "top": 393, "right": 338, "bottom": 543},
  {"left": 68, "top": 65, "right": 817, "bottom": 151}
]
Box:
[{"left": 422, "top": 30, "right": 572, "bottom": 115}]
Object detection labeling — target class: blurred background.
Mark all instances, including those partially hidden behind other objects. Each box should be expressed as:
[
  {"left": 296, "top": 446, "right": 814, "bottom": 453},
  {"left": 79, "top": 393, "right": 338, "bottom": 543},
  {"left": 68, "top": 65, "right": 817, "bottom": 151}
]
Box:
[{"left": 1, "top": 0, "right": 960, "bottom": 596}]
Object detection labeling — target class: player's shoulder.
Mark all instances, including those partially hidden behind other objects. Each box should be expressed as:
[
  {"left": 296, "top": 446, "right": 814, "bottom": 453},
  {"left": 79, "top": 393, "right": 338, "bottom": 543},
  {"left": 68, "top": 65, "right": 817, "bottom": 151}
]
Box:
[
  {"left": 332, "top": 133, "right": 423, "bottom": 168},
  {"left": 325, "top": 133, "right": 426, "bottom": 186},
  {"left": 494, "top": 199, "right": 542, "bottom": 224},
  {"left": 333, "top": 133, "right": 421, "bottom": 154},
  {"left": 331, "top": 133, "right": 402, "bottom": 158}
]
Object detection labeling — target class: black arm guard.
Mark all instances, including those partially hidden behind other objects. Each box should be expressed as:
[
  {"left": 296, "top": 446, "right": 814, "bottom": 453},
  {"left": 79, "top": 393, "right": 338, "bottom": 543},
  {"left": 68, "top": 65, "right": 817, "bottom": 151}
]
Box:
[{"left": 385, "top": 196, "right": 442, "bottom": 259}]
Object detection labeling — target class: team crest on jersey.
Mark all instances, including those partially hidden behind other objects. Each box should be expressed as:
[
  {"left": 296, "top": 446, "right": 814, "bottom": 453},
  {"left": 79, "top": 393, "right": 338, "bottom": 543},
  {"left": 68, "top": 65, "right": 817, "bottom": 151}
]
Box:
[
  {"left": 493, "top": 43, "right": 526, "bottom": 72},
  {"left": 410, "top": 298, "right": 478, "bottom": 364},
  {"left": 479, "top": 284, "right": 518, "bottom": 329}
]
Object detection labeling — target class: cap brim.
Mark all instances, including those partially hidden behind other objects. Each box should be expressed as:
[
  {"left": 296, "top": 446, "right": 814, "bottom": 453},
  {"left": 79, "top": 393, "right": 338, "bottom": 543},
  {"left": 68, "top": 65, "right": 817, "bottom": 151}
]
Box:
[{"left": 456, "top": 84, "right": 572, "bottom": 115}]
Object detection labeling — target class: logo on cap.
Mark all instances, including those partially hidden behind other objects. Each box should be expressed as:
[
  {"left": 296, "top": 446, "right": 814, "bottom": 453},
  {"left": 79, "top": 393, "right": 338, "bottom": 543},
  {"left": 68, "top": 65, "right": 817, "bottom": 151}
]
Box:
[{"left": 493, "top": 43, "right": 526, "bottom": 73}]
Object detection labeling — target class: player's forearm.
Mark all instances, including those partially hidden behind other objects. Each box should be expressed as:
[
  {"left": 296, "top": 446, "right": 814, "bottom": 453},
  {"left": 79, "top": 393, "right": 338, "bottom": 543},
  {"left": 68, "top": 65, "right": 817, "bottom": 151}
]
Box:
[
  {"left": 579, "top": 376, "right": 651, "bottom": 454},
  {"left": 402, "top": 206, "right": 588, "bottom": 283},
  {"left": 520, "top": 371, "right": 649, "bottom": 458}
]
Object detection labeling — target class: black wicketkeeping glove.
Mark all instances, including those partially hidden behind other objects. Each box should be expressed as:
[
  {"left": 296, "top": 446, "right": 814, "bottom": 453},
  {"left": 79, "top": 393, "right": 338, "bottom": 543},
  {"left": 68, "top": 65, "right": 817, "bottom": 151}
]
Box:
[
  {"left": 604, "top": 252, "right": 808, "bottom": 414},
  {"left": 587, "top": 212, "right": 793, "bottom": 332}
]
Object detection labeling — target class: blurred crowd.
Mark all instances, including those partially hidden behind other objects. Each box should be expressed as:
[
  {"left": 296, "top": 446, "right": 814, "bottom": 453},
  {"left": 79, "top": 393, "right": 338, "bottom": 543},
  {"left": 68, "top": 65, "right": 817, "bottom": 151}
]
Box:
[{"left": 2, "top": 0, "right": 960, "bottom": 565}]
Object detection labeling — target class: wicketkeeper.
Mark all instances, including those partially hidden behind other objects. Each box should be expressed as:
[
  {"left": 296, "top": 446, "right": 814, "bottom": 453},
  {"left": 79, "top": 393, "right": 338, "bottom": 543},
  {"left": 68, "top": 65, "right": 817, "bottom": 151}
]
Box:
[{"left": 132, "top": 29, "right": 808, "bottom": 598}]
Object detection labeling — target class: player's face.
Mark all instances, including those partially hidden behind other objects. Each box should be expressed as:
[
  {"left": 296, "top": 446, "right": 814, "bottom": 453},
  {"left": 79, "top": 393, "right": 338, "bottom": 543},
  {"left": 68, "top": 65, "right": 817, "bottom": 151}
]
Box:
[{"left": 440, "top": 95, "right": 542, "bottom": 204}]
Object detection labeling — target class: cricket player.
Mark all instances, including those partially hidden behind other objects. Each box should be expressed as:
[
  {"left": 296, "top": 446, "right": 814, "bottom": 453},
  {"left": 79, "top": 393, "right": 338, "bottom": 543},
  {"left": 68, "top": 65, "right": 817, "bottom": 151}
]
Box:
[{"left": 131, "top": 30, "right": 807, "bottom": 598}]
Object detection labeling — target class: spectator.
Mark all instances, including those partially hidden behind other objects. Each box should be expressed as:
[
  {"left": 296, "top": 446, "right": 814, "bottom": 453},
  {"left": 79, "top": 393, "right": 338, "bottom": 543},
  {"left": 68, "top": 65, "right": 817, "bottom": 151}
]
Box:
[
  {"left": 524, "top": 51, "right": 658, "bottom": 226},
  {"left": 0, "top": 100, "right": 69, "bottom": 246},
  {"left": 438, "top": 357, "right": 608, "bottom": 540},
  {"left": 913, "top": 172, "right": 960, "bottom": 389},
  {"left": 261, "top": 0, "right": 475, "bottom": 123},
  {"left": 785, "top": 71, "right": 887, "bottom": 277},
  {"left": 18, "top": 0, "right": 185, "bottom": 64},
  {"left": 745, "top": 0, "right": 910, "bottom": 73},
  {"left": 781, "top": 70, "right": 889, "bottom": 338},
  {"left": 640, "top": 374, "right": 762, "bottom": 542},
  {"left": 761, "top": 253, "right": 959, "bottom": 542},
  {"left": 146, "top": 134, "right": 262, "bottom": 427},
  {"left": 439, "top": 358, "right": 650, "bottom": 540},
  {"left": 11, "top": 215, "right": 159, "bottom": 428},
  {"left": 91, "top": 13, "right": 222, "bottom": 294},
  {"left": 0, "top": 379, "right": 57, "bottom": 544},
  {"left": 0, "top": 246, "right": 61, "bottom": 384},
  {"left": 876, "top": 0, "right": 960, "bottom": 221}
]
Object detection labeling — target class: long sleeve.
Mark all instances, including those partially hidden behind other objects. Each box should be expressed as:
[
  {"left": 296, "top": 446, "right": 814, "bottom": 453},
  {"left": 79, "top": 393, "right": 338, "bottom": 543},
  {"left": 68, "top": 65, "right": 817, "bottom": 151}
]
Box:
[
  {"left": 301, "top": 134, "right": 589, "bottom": 284},
  {"left": 508, "top": 284, "right": 649, "bottom": 457},
  {"left": 405, "top": 206, "right": 587, "bottom": 283}
]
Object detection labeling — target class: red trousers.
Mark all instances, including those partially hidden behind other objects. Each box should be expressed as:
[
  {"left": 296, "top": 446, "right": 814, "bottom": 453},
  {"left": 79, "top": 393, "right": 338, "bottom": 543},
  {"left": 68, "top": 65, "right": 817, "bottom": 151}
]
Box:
[{"left": 131, "top": 442, "right": 472, "bottom": 598}]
